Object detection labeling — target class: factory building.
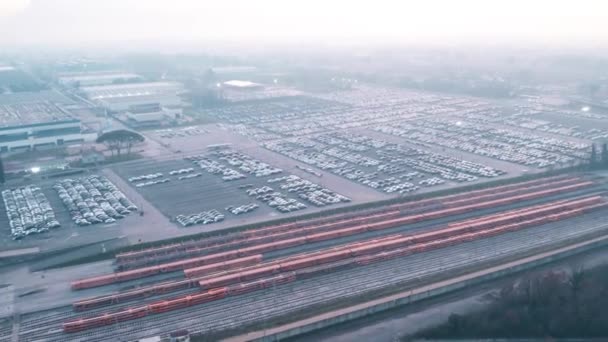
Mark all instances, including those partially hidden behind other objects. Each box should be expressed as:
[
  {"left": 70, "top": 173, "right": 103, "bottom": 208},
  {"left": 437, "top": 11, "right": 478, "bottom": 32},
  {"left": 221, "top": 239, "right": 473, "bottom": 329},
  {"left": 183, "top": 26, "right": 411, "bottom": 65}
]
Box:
[
  {"left": 222, "top": 80, "right": 264, "bottom": 90},
  {"left": 219, "top": 80, "right": 301, "bottom": 102},
  {"left": 0, "top": 101, "right": 86, "bottom": 152},
  {"left": 125, "top": 103, "right": 183, "bottom": 127},
  {"left": 97, "top": 93, "right": 183, "bottom": 112},
  {"left": 81, "top": 82, "right": 184, "bottom": 112},
  {"left": 58, "top": 71, "right": 142, "bottom": 87}
]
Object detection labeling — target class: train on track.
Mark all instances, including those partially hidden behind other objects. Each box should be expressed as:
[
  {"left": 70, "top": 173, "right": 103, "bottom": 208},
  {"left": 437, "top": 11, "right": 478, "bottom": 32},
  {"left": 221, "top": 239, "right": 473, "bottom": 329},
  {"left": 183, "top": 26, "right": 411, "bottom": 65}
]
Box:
[
  {"left": 64, "top": 194, "right": 607, "bottom": 332},
  {"left": 114, "top": 175, "right": 579, "bottom": 264},
  {"left": 71, "top": 180, "right": 595, "bottom": 290}
]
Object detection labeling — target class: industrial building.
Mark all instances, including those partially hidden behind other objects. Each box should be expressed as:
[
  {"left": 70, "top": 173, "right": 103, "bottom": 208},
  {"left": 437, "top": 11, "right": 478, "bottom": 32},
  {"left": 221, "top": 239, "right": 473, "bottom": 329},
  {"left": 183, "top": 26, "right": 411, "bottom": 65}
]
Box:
[
  {"left": 58, "top": 71, "right": 142, "bottom": 87},
  {"left": 220, "top": 80, "right": 301, "bottom": 102},
  {"left": 80, "top": 82, "right": 184, "bottom": 112},
  {"left": 125, "top": 103, "right": 183, "bottom": 127},
  {"left": 222, "top": 80, "right": 264, "bottom": 90},
  {"left": 0, "top": 101, "right": 85, "bottom": 152}
]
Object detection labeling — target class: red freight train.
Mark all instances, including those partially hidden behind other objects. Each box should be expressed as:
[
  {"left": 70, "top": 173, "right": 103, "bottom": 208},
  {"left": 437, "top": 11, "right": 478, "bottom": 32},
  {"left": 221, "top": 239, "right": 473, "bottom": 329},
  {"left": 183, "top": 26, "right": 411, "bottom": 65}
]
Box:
[
  {"left": 74, "top": 185, "right": 596, "bottom": 290},
  {"left": 115, "top": 176, "right": 576, "bottom": 264},
  {"left": 65, "top": 197, "right": 605, "bottom": 333},
  {"left": 64, "top": 274, "right": 295, "bottom": 333}
]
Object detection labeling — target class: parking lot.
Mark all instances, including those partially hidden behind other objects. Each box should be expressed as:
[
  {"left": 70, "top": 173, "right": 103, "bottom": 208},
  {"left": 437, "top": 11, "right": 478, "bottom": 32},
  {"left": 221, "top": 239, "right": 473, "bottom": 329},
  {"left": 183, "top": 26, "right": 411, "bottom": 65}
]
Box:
[
  {"left": 263, "top": 131, "right": 506, "bottom": 195},
  {"left": 374, "top": 118, "right": 589, "bottom": 168},
  {"left": 0, "top": 176, "right": 134, "bottom": 252},
  {"left": 183, "top": 84, "right": 600, "bottom": 199},
  {"left": 112, "top": 148, "right": 351, "bottom": 228},
  {"left": 3, "top": 83, "right": 602, "bottom": 253}
]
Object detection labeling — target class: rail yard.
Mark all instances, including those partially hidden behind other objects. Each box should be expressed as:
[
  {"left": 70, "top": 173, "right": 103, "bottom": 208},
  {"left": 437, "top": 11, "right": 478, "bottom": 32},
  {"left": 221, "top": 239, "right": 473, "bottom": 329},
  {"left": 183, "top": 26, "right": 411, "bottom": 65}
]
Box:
[
  {"left": 1, "top": 79, "right": 608, "bottom": 342},
  {"left": 2, "top": 172, "right": 608, "bottom": 342}
]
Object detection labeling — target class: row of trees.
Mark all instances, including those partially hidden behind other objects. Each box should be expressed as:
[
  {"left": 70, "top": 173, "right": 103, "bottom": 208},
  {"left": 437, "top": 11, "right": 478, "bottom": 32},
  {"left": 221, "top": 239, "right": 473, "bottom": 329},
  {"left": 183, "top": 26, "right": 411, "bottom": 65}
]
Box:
[{"left": 411, "top": 264, "right": 608, "bottom": 340}]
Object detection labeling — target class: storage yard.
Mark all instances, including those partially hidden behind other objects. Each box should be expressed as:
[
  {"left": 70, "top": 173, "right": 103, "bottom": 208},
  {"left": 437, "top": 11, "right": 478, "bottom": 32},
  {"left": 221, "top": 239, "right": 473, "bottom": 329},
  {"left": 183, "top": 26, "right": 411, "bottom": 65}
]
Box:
[
  {"left": 111, "top": 148, "right": 351, "bottom": 223},
  {"left": 208, "top": 86, "right": 597, "bottom": 199},
  {"left": 1, "top": 82, "right": 607, "bottom": 342},
  {"left": 3, "top": 173, "right": 608, "bottom": 341},
  {"left": 0, "top": 174, "right": 154, "bottom": 254}
]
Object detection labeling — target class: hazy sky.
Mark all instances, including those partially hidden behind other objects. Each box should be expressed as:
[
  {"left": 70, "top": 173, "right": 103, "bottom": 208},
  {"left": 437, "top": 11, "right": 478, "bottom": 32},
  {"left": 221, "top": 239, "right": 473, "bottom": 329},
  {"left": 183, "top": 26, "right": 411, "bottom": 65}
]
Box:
[{"left": 0, "top": 0, "right": 607, "bottom": 47}]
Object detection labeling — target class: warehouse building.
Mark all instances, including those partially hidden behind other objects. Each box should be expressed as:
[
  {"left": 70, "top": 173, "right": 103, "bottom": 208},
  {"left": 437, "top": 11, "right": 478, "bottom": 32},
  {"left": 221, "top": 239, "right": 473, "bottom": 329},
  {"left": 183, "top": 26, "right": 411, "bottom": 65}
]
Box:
[
  {"left": 0, "top": 101, "right": 86, "bottom": 152},
  {"left": 220, "top": 80, "right": 301, "bottom": 102},
  {"left": 58, "top": 71, "right": 143, "bottom": 87},
  {"left": 125, "top": 103, "right": 183, "bottom": 127},
  {"left": 222, "top": 80, "right": 264, "bottom": 90},
  {"left": 81, "top": 82, "right": 184, "bottom": 112},
  {"left": 96, "top": 93, "right": 183, "bottom": 112}
]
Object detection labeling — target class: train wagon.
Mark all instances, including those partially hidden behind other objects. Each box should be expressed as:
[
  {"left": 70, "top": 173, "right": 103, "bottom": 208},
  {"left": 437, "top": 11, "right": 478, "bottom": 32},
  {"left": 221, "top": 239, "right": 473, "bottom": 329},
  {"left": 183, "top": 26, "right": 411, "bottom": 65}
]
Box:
[{"left": 183, "top": 254, "right": 263, "bottom": 278}]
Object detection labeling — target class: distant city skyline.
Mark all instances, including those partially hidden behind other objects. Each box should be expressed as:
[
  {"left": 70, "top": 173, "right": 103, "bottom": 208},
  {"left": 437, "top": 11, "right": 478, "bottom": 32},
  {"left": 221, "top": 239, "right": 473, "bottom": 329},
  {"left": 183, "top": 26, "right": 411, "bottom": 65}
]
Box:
[{"left": 0, "top": 0, "right": 607, "bottom": 48}]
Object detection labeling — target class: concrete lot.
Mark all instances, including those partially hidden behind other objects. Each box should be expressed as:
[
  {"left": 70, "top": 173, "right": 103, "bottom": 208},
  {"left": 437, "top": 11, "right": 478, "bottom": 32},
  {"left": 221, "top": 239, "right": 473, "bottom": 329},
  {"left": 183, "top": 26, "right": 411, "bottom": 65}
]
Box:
[{"left": 111, "top": 157, "right": 281, "bottom": 219}]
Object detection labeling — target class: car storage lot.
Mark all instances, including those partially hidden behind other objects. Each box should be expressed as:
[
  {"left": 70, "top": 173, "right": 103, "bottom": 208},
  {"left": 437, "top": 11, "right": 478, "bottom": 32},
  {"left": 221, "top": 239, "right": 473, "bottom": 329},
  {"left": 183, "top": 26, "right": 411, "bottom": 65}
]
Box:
[
  {"left": 112, "top": 157, "right": 278, "bottom": 220},
  {"left": 111, "top": 148, "right": 353, "bottom": 227},
  {"left": 263, "top": 131, "right": 508, "bottom": 195},
  {"left": 0, "top": 176, "right": 130, "bottom": 252}
]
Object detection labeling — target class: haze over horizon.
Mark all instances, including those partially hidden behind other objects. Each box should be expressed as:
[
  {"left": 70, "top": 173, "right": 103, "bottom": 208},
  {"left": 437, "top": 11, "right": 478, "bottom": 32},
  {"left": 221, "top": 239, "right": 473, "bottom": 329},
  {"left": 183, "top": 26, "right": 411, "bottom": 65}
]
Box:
[{"left": 0, "top": 0, "right": 607, "bottom": 49}]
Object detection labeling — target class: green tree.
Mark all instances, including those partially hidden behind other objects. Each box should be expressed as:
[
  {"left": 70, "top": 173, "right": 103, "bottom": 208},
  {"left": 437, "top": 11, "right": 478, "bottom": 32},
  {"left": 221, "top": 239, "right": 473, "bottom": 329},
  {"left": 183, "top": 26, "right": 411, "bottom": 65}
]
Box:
[{"left": 96, "top": 129, "right": 145, "bottom": 156}]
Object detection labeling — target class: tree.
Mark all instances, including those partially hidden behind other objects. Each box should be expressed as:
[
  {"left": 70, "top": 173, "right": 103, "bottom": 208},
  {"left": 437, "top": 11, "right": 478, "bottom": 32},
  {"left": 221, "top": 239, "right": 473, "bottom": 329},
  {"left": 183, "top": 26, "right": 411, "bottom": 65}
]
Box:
[
  {"left": 96, "top": 129, "right": 145, "bottom": 157},
  {"left": 0, "top": 155, "right": 5, "bottom": 184},
  {"left": 602, "top": 143, "right": 608, "bottom": 167},
  {"left": 590, "top": 143, "right": 598, "bottom": 168}
]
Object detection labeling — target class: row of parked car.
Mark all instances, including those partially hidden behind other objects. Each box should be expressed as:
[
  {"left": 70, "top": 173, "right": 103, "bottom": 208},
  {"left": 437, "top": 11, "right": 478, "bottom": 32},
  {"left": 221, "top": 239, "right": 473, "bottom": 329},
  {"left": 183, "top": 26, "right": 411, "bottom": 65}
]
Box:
[
  {"left": 169, "top": 168, "right": 194, "bottom": 175},
  {"left": 128, "top": 173, "right": 163, "bottom": 182},
  {"left": 225, "top": 203, "right": 259, "bottom": 215},
  {"left": 134, "top": 178, "right": 170, "bottom": 188},
  {"left": 188, "top": 155, "right": 247, "bottom": 181},
  {"left": 295, "top": 165, "right": 322, "bottom": 177},
  {"left": 383, "top": 182, "right": 419, "bottom": 194},
  {"left": 129, "top": 168, "right": 201, "bottom": 187},
  {"left": 271, "top": 175, "right": 351, "bottom": 207},
  {"left": 176, "top": 209, "right": 225, "bottom": 227},
  {"left": 54, "top": 176, "right": 137, "bottom": 226},
  {"left": 178, "top": 173, "right": 202, "bottom": 180},
  {"left": 245, "top": 185, "right": 307, "bottom": 213},
  {"left": 215, "top": 150, "right": 283, "bottom": 178},
  {"left": 419, "top": 177, "right": 446, "bottom": 187},
  {"left": 2, "top": 186, "right": 60, "bottom": 240}
]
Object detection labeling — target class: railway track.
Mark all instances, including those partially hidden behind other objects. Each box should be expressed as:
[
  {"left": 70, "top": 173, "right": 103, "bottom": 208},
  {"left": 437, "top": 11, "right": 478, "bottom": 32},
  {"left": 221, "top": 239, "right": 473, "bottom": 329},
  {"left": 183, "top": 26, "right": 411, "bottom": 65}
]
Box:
[
  {"left": 72, "top": 179, "right": 598, "bottom": 290},
  {"left": 18, "top": 211, "right": 608, "bottom": 342},
  {"left": 115, "top": 175, "right": 577, "bottom": 266},
  {"left": 13, "top": 175, "right": 608, "bottom": 341},
  {"left": 68, "top": 194, "right": 604, "bottom": 313},
  {"left": 60, "top": 196, "right": 606, "bottom": 332}
]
